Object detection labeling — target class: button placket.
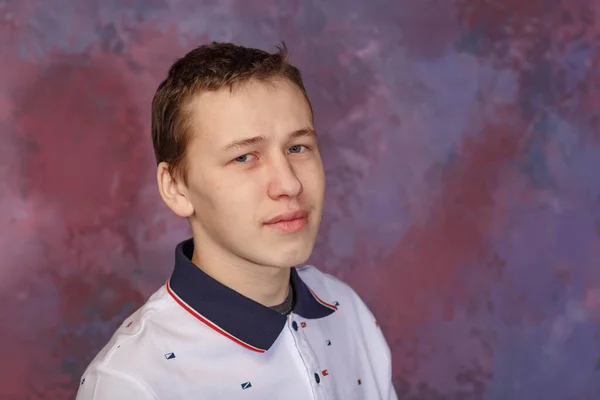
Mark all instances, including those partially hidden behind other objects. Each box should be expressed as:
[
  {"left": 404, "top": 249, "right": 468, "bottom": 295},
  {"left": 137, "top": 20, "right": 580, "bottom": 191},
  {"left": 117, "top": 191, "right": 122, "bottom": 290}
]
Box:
[
  {"left": 288, "top": 315, "right": 332, "bottom": 400},
  {"left": 288, "top": 315, "right": 318, "bottom": 398}
]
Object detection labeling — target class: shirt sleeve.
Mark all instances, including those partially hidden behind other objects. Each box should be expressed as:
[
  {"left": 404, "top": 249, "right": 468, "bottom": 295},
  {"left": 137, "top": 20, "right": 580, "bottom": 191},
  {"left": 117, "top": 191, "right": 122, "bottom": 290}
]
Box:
[{"left": 75, "top": 365, "right": 157, "bottom": 400}]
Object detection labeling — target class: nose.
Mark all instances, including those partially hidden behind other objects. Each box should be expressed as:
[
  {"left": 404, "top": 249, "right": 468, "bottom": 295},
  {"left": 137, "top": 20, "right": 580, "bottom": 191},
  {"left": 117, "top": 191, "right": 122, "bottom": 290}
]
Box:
[{"left": 267, "top": 156, "right": 303, "bottom": 199}]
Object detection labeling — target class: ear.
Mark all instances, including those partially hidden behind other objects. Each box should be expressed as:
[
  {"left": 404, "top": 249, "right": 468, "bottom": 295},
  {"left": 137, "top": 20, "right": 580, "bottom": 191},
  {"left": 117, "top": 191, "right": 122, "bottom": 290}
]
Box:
[{"left": 156, "top": 162, "right": 194, "bottom": 218}]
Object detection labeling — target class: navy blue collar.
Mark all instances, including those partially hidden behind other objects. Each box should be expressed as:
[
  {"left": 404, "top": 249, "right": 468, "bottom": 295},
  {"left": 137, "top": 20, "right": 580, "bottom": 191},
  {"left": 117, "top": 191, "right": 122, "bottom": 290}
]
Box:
[{"left": 167, "top": 239, "right": 336, "bottom": 353}]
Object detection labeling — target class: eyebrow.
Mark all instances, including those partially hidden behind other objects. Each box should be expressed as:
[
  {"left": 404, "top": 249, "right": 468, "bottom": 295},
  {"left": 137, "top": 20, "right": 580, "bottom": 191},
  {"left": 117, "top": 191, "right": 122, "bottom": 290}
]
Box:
[{"left": 221, "top": 128, "right": 317, "bottom": 153}]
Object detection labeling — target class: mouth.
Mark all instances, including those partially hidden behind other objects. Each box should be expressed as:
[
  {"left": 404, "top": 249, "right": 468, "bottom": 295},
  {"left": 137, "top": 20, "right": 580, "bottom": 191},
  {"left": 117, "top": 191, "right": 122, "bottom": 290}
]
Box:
[{"left": 264, "top": 210, "right": 309, "bottom": 233}]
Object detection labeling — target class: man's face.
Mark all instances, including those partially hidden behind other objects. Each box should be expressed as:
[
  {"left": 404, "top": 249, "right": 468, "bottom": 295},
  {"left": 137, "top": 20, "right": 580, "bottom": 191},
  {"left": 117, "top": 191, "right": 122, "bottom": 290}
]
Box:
[{"left": 183, "top": 78, "right": 325, "bottom": 269}]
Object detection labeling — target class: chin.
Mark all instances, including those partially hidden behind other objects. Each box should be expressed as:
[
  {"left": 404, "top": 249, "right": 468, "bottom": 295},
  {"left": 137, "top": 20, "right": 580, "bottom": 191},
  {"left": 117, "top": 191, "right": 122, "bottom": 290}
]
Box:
[{"left": 263, "top": 243, "right": 314, "bottom": 269}]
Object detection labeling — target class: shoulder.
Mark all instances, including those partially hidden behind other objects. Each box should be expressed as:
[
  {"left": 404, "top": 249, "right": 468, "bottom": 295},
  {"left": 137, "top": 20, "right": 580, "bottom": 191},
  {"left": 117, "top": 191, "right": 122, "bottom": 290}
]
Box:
[
  {"left": 80, "top": 285, "right": 179, "bottom": 380},
  {"left": 296, "top": 264, "right": 351, "bottom": 293},
  {"left": 297, "top": 265, "right": 392, "bottom": 361},
  {"left": 296, "top": 265, "right": 369, "bottom": 312}
]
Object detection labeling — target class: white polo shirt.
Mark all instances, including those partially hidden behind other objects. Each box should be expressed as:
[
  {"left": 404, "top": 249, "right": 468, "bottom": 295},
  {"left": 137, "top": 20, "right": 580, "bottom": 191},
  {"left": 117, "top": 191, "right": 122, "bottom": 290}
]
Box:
[{"left": 76, "top": 239, "right": 397, "bottom": 400}]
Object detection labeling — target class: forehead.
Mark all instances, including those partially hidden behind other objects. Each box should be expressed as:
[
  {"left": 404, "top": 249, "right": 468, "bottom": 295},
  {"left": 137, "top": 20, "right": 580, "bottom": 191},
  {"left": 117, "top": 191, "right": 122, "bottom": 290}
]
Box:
[{"left": 186, "top": 78, "right": 313, "bottom": 149}]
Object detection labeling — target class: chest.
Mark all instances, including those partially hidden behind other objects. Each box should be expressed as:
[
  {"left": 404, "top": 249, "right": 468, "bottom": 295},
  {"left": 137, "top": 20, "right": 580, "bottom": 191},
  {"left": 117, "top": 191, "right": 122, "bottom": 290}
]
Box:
[{"left": 149, "top": 313, "right": 376, "bottom": 400}]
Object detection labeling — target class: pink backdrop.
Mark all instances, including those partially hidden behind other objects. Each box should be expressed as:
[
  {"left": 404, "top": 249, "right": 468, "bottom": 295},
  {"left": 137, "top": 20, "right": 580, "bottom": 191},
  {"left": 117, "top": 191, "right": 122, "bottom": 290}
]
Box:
[{"left": 2, "top": 0, "right": 600, "bottom": 398}]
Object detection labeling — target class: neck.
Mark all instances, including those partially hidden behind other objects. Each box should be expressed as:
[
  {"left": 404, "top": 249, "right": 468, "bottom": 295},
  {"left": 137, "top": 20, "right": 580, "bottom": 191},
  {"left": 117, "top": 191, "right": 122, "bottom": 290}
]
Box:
[{"left": 190, "top": 237, "right": 291, "bottom": 307}]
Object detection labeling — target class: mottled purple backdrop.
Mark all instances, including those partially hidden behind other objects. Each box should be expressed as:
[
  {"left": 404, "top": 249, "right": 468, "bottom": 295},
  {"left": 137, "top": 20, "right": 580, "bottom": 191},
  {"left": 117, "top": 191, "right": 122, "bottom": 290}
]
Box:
[{"left": 2, "top": 0, "right": 600, "bottom": 399}]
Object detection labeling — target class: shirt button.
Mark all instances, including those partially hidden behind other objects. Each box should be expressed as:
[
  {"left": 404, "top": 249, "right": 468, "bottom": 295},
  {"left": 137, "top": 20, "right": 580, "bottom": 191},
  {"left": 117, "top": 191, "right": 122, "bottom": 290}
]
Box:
[
  {"left": 292, "top": 321, "right": 298, "bottom": 331},
  {"left": 314, "top": 372, "right": 320, "bottom": 383}
]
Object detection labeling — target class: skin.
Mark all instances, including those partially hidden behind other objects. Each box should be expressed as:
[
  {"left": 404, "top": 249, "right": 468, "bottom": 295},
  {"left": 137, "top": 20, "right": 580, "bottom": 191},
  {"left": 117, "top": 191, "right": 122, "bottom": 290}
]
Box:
[{"left": 157, "top": 78, "right": 326, "bottom": 307}]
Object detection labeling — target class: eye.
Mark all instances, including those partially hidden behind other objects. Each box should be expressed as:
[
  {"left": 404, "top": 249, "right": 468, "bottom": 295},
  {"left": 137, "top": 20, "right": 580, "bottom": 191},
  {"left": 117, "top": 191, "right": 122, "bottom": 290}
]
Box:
[
  {"left": 233, "top": 154, "right": 256, "bottom": 163},
  {"left": 288, "top": 145, "right": 307, "bottom": 154}
]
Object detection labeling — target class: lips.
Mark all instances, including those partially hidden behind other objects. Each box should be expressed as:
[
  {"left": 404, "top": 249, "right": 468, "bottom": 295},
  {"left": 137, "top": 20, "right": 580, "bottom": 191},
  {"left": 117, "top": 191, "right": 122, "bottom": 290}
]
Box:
[
  {"left": 264, "top": 210, "right": 308, "bottom": 225},
  {"left": 264, "top": 210, "right": 309, "bottom": 233}
]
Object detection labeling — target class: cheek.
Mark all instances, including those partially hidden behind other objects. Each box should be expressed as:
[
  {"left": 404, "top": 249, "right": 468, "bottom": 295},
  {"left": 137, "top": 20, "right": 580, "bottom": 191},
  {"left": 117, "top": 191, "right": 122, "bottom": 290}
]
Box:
[
  {"left": 186, "top": 171, "right": 222, "bottom": 211},
  {"left": 198, "top": 174, "right": 261, "bottom": 213},
  {"left": 298, "top": 162, "right": 325, "bottom": 196}
]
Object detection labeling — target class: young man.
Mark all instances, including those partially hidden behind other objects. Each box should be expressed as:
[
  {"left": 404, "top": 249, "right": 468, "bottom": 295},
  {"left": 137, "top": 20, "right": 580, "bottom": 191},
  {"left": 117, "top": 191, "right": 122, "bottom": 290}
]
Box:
[{"left": 76, "top": 42, "right": 397, "bottom": 400}]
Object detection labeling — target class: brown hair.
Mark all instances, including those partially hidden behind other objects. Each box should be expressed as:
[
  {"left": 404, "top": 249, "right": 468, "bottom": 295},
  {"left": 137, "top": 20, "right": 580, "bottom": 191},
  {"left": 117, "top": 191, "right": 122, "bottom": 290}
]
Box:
[{"left": 151, "top": 41, "right": 312, "bottom": 185}]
